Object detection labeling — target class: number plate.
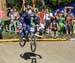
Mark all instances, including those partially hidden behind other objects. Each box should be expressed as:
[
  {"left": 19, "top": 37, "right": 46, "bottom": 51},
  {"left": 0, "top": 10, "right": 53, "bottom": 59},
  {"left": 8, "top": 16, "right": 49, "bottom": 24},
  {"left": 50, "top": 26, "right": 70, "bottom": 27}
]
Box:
[
  {"left": 31, "top": 27, "right": 34, "bottom": 32},
  {"left": 0, "top": 27, "right": 1, "bottom": 30}
]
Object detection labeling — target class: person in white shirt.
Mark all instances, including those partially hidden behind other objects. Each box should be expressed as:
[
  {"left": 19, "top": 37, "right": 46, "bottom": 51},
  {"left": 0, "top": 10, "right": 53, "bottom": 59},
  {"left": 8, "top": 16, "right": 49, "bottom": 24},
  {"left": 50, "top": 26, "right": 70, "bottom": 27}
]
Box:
[
  {"left": 45, "top": 9, "right": 51, "bottom": 33},
  {"left": 9, "top": 9, "right": 15, "bottom": 32},
  {"left": 13, "top": 8, "right": 20, "bottom": 32}
]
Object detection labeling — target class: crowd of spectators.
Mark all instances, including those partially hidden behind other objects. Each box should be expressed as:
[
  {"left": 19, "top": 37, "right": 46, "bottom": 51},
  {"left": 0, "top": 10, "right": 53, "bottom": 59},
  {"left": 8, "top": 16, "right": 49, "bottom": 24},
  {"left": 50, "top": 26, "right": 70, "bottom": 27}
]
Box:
[{"left": 0, "top": 4, "right": 75, "bottom": 37}]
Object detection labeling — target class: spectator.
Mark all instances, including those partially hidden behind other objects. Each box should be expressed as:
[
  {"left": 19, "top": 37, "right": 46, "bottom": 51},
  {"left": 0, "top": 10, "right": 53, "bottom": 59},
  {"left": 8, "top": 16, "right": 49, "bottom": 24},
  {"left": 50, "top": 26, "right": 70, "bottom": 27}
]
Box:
[
  {"left": 45, "top": 9, "right": 51, "bottom": 33},
  {"left": 34, "top": 12, "right": 40, "bottom": 33},
  {"left": 7, "top": 7, "right": 11, "bottom": 17},
  {"left": 39, "top": 9, "right": 45, "bottom": 33},
  {"left": 39, "top": 9, "right": 45, "bottom": 24},
  {"left": 13, "top": 8, "right": 20, "bottom": 32},
  {"left": 0, "top": 10, "right": 3, "bottom": 38},
  {"left": 9, "top": 8, "right": 15, "bottom": 32},
  {"left": 0, "top": 20, "right": 3, "bottom": 39},
  {"left": 58, "top": 12, "right": 66, "bottom": 34},
  {"left": 66, "top": 14, "right": 73, "bottom": 34},
  {"left": 55, "top": 11, "right": 60, "bottom": 23},
  {"left": 50, "top": 19, "right": 58, "bottom": 37}
]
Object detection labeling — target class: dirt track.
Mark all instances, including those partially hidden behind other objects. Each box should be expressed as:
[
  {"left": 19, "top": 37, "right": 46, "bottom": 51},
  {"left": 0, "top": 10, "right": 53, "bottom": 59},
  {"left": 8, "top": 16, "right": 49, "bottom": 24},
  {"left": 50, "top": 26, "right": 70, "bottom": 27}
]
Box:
[{"left": 0, "top": 41, "right": 75, "bottom": 63}]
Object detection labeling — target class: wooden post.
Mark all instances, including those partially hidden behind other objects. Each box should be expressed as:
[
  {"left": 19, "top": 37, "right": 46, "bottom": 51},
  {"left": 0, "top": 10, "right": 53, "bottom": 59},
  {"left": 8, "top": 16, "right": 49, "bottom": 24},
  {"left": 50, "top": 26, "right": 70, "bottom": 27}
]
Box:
[{"left": 0, "top": 0, "right": 8, "bottom": 20}]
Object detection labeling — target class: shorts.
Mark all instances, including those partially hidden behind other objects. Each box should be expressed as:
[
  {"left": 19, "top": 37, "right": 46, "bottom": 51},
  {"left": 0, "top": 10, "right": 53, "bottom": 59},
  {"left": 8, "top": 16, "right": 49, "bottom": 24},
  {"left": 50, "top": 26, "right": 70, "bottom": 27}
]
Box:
[
  {"left": 66, "top": 24, "right": 73, "bottom": 31},
  {"left": 45, "top": 20, "right": 50, "bottom": 29}
]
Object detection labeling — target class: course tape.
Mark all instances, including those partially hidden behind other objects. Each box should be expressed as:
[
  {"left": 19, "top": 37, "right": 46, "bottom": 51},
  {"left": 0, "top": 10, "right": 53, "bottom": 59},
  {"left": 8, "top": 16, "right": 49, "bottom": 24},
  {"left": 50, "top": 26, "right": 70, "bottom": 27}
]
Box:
[{"left": 0, "top": 38, "right": 67, "bottom": 42}]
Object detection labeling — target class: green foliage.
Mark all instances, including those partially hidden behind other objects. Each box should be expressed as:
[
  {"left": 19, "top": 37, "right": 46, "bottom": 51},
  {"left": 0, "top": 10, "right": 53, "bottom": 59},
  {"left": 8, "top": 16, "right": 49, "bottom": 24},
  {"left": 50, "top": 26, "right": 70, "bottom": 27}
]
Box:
[
  {"left": 6, "top": 0, "right": 21, "bottom": 10},
  {"left": 6, "top": 0, "right": 75, "bottom": 10}
]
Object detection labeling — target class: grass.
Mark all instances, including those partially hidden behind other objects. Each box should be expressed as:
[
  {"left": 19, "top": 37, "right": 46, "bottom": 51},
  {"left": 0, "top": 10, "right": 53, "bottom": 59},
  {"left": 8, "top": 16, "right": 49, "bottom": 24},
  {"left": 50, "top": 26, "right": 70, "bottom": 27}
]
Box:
[
  {"left": 2, "top": 32, "right": 75, "bottom": 39},
  {"left": 2, "top": 32, "right": 19, "bottom": 39}
]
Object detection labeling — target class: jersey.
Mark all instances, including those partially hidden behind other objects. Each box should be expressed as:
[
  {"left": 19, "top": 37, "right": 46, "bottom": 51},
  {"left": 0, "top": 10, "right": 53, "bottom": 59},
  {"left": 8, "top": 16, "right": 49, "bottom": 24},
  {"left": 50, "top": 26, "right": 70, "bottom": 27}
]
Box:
[
  {"left": 59, "top": 17, "right": 65, "bottom": 27},
  {"left": 20, "top": 11, "right": 31, "bottom": 26}
]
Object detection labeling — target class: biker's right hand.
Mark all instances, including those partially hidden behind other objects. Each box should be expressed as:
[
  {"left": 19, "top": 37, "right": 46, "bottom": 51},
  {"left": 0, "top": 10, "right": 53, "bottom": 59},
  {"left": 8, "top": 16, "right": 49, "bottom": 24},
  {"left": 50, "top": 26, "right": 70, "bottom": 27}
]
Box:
[{"left": 23, "top": 23, "right": 26, "bottom": 27}]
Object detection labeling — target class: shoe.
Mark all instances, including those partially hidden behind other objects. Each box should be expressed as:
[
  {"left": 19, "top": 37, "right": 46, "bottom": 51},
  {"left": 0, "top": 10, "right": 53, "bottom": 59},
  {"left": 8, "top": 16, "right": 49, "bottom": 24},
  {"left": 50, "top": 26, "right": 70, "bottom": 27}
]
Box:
[
  {"left": 23, "top": 38, "right": 25, "bottom": 40},
  {"left": 35, "top": 33, "right": 44, "bottom": 38}
]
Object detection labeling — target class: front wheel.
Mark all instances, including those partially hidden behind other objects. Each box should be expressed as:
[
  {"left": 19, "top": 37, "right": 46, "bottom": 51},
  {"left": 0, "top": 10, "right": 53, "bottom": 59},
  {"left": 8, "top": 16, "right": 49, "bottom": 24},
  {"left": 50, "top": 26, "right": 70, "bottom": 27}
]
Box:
[{"left": 30, "top": 35, "right": 36, "bottom": 52}]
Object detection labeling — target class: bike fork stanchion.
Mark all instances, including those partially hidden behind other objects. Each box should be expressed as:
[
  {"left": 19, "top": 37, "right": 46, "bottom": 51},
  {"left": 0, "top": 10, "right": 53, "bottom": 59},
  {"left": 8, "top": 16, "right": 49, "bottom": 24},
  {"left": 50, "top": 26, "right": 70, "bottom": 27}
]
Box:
[
  {"left": 31, "top": 58, "right": 37, "bottom": 63},
  {"left": 30, "top": 34, "right": 36, "bottom": 52}
]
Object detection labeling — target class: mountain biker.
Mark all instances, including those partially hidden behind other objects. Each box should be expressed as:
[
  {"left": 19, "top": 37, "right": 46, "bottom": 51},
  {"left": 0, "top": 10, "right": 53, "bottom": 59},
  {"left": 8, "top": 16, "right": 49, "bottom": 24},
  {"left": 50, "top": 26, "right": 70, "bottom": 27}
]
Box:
[
  {"left": 19, "top": 8, "right": 31, "bottom": 40},
  {"left": 19, "top": 6, "right": 41, "bottom": 39}
]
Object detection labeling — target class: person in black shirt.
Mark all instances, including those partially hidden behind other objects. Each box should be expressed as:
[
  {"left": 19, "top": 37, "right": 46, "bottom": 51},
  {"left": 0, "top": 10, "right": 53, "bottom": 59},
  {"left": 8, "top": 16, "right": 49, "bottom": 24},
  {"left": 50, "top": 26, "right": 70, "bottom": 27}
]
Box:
[{"left": 50, "top": 19, "right": 58, "bottom": 37}]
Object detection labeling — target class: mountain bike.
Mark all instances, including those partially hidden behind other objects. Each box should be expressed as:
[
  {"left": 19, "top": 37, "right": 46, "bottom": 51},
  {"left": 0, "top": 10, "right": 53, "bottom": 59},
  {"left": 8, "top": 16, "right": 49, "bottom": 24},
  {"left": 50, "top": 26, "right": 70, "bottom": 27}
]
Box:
[{"left": 30, "top": 26, "right": 37, "bottom": 52}]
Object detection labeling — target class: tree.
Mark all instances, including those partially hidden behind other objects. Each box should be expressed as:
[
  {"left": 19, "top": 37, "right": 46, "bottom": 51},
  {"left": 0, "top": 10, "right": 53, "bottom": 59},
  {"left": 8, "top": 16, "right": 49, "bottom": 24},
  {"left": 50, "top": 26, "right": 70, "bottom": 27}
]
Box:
[
  {"left": 41, "top": 0, "right": 45, "bottom": 6},
  {"left": 6, "top": 0, "right": 75, "bottom": 10}
]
